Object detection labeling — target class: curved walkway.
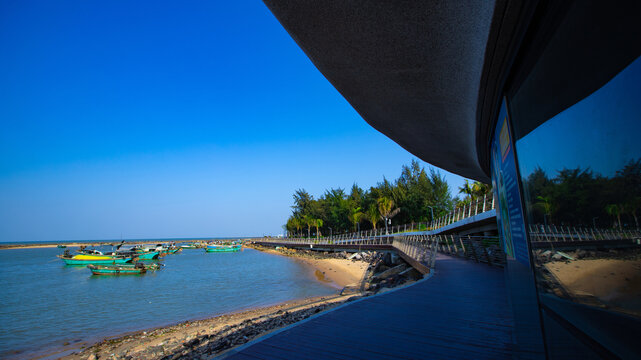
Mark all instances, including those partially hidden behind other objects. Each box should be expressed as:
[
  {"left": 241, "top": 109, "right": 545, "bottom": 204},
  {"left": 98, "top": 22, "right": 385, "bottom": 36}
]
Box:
[{"left": 221, "top": 254, "right": 514, "bottom": 359}]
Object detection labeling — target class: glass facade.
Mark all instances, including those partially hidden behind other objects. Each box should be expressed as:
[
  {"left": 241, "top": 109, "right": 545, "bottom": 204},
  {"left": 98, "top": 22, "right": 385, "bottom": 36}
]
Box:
[
  {"left": 494, "top": 1, "right": 641, "bottom": 356},
  {"left": 512, "top": 55, "right": 641, "bottom": 358},
  {"left": 517, "top": 56, "right": 641, "bottom": 317},
  {"left": 485, "top": 1, "right": 641, "bottom": 357}
]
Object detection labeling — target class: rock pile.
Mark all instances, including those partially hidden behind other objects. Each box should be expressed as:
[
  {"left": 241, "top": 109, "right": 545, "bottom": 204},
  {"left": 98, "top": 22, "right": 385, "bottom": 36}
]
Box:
[
  {"left": 362, "top": 252, "right": 423, "bottom": 293},
  {"left": 534, "top": 248, "right": 641, "bottom": 263},
  {"left": 261, "top": 245, "right": 379, "bottom": 262},
  {"left": 153, "top": 303, "right": 337, "bottom": 360}
]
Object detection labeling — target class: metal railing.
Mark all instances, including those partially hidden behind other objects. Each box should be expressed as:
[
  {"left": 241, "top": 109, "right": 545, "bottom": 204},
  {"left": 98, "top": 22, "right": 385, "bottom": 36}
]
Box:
[
  {"left": 430, "top": 194, "right": 495, "bottom": 230},
  {"left": 434, "top": 235, "right": 505, "bottom": 267},
  {"left": 288, "top": 195, "right": 497, "bottom": 240},
  {"left": 528, "top": 224, "right": 641, "bottom": 243},
  {"left": 257, "top": 233, "right": 504, "bottom": 268},
  {"left": 260, "top": 235, "right": 394, "bottom": 246},
  {"left": 392, "top": 235, "right": 438, "bottom": 270}
]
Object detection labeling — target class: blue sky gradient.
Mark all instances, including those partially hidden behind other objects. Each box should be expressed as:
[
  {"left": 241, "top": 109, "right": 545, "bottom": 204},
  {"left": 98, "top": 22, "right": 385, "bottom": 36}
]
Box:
[{"left": 0, "top": 1, "right": 466, "bottom": 242}]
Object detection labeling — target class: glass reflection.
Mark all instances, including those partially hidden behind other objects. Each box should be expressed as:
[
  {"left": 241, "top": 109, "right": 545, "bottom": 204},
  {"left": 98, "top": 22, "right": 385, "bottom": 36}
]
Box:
[{"left": 515, "top": 56, "right": 641, "bottom": 317}]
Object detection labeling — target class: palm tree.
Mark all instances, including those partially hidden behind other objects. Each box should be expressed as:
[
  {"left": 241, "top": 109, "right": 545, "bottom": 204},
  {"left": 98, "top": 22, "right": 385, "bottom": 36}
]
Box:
[
  {"left": 293, "top": 217, "right": 303, "bottom": 237},
  {"left": 348, "top": 206, "right": 364, "bottom": 232},
  {"left": 314, "top": 218, "right": 323, "bottom": 239},
  {"left": 458, "top": 180, "right": 475, "bottom": 200},
  {"left": 366, "top": 205, "right": 380, "bottom": 230},
  {"left": 605, "top": 204, "right": 624, "bottom": 230},
  {"left": 378, "top": 197, "right": 400, "bottom": 234},
  {"left": 535, "top": 195, "right": 553, "bottom": 226},
  {"left": 303, "top": 215, "right": 313, "bottom": 238},
  {"left": 472, "top": 181, "right": 492, "bottom": 199}
]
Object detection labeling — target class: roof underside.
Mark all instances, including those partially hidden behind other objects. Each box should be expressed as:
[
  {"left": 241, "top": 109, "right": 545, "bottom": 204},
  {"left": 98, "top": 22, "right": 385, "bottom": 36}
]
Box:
[{"left": 264, "top": 1, "right": 496, "bottom": 181}]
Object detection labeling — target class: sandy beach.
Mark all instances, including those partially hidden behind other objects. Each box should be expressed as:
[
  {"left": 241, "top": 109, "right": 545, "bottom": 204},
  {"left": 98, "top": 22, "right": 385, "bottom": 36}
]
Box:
[
  {"left": 43, "top": 247, "right": 372, "bottom": 360},
  {"left": 247, "top": 244, "right": 369, "bottom": 288}
]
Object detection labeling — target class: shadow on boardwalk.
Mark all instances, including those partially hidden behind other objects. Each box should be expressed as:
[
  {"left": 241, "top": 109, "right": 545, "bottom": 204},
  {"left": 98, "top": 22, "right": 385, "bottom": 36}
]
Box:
[{"left": 220, "top": 254, "right": 514, "bottom": 359}]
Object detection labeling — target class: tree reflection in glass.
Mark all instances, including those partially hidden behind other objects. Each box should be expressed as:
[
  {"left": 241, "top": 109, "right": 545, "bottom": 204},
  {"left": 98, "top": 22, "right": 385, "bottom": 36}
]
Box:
[{"left": 514, "top": 56, "right": 641, "bottom": 318}]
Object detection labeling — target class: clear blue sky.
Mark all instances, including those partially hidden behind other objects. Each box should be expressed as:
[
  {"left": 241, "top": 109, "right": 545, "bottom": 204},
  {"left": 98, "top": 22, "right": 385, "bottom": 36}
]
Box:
[
  {"left": 0, "top": 0, "right": 466, "bottom": 242},
  {"left": 516, "top": 56, "right": 641, "bottom": 179}
]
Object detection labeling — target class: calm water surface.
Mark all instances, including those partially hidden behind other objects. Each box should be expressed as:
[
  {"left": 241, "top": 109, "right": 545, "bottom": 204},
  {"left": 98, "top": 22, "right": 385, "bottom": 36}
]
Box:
[{"left": 0, "top": 246, "right": 336, "bottom": 359}]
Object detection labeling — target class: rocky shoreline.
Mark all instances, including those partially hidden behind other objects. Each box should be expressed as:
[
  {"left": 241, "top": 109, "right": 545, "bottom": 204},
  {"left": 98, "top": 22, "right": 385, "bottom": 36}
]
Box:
[
  {"left": 55, "top": 295, "right": 369, "bottom": 360},
  {"left": 49, "top": 245, "right": 423, "bottom": 360}
]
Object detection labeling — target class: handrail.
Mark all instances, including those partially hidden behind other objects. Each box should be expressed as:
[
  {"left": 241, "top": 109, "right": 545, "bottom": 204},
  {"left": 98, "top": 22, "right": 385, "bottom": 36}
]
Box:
[
  {"left": 257, "top": 234, "right": 505, "bottom": 268},
  {"left": 287, "top": 194, "right": 496, "bottom": 239},
  {"left": 528, "top": 224, "right": 641, "bottom": 243}
]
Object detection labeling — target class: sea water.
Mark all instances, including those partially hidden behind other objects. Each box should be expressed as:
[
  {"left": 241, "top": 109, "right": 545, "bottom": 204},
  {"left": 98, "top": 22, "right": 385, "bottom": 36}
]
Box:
[{"left": 0, "top": 245, "right": 336, "bottom": 359}]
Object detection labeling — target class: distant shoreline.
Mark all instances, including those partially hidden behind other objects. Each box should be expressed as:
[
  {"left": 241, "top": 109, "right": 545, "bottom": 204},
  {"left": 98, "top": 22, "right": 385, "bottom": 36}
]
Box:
[{"left": 0, "top": 238, "right": 254, "bottom": 250}]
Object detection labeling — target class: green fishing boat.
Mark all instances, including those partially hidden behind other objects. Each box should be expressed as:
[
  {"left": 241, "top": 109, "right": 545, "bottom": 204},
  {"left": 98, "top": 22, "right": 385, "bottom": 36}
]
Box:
[
  {"left": 136, "top": 251, "right": 160, "bottom": 259},
  {"left": 87, "top": 263, "right": 161, "bottom": 275},
  {"left": 162, "top": 247, "right": 182, "bottom": 254},
  {"left": 205, "top": 244, "right": 242, "bottom": 253},
  {"left": 134, "top": 244, "right": 181, "bottom": 255}
]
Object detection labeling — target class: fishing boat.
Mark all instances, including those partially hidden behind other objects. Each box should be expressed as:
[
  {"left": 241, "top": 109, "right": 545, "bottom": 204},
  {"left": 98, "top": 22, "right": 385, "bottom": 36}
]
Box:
[
  {"left": 87, "top": 262, "right": 161, "bottom": 275},
  {"left": 58, "top": 250, "right": 132, "bottom": 265},
  {"left": 134, "top": 244, "right": 181, "bottom": 255},
  {"left": 112, "top": 246, "right": 161, "bottom": 260},
  {"left": 205, "top": 243, "right": 242, "bottom": 253},
  {"left": 163, "top": 247, "right": 182, "bottom": 254},
  {"left": 180, "top": 243, "right": 198, "bottom": 249},
  {"left": 131, "top": 251, "right": 160, "bottom": 260},
  {"left": 57, "top": 244, "right": 67, "bottom": 248}
]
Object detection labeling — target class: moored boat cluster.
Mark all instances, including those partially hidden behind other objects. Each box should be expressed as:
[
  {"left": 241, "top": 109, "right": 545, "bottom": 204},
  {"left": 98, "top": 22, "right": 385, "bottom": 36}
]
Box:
[{"left": 56, "top": 240, "right": 245, "bottom": 275}]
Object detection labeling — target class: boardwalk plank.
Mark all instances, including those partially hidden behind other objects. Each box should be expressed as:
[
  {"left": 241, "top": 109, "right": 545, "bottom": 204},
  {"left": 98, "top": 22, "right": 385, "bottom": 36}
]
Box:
[{"left": 222, "top": 254, "right": 513, "bottom": 360}]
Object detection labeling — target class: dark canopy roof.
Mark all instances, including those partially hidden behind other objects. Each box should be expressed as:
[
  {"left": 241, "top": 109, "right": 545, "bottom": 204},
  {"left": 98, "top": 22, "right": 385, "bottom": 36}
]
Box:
[{"left": 263, "top": 1, "right": 497, "bottom": 181}]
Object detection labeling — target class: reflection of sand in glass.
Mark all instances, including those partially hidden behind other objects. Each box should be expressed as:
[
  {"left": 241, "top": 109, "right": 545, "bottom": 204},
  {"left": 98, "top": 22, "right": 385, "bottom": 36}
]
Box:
[
  {"left": 520, "top": 56, "right": 641, "bottom": 319},
  {"left": 536, "top": 250, "right": 641, "bottom": 318}
]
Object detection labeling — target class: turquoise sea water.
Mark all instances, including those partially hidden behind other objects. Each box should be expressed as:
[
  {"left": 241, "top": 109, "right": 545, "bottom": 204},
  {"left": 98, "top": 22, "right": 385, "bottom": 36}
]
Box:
[{"left": 0, "top": 246, "right": 336, "bottom": 359}]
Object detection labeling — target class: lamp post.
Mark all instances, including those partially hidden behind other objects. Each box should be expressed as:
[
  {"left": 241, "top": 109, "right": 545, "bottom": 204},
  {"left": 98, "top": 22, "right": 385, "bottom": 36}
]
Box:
[{"left": 427, "top": 206, "right": 435, "bottom": 223}]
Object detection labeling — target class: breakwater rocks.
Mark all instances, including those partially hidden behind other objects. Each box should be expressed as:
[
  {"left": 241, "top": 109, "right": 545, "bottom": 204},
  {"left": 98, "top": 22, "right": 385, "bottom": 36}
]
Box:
[
  {"left": 362, "top": 252, "right": 423, "bottom": 293},
  {"left": 250, "top": 244, "right": 423, "bottom": 294}
]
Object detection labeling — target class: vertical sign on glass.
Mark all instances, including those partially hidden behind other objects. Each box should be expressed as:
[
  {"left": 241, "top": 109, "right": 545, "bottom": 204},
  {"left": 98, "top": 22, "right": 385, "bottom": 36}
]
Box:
[{"left": 490, "top": 100, "right": 530, "bottom": 266}]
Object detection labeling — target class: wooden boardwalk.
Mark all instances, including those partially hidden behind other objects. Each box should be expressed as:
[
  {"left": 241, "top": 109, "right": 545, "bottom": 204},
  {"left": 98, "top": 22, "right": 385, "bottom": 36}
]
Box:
[{"left": 221, "top": 254, "right": 514, "bottom": 359}]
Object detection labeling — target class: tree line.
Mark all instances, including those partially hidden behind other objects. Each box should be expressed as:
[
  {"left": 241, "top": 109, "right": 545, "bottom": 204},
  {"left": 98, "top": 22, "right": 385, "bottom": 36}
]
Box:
[
  {"left": 284, "top": 160, "right": 492, "bottom": 238},
  {"left": 523, "top": 159, "right": 641, "bottom": 229}
]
